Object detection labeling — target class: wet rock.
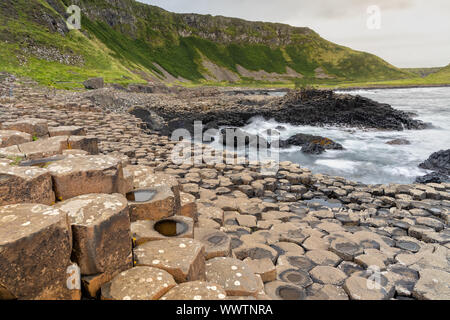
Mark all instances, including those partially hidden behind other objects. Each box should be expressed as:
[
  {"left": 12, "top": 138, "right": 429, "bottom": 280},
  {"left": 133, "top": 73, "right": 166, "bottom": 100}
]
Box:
[
  {"left": 302, "top": 143, "right": 326, "bottom": 155},
  {"left": 271, "top": 222, "right": 308, "bottom": 245},
  {"left": 0, "top": 166, "right": 55, "bottom": 206},
  {"left": 337, "top": 261, "right": 365, "bottom": 277},
  {"left": 134, "top": 238, "right": 205, "bottom": 283},
  {"left": 161, "top": 281, "right": 227, "bottom": 300},
  {"left": 0, "top": 204, "right": 75, "bottom": 299},
  {"left": 194, "top": 228, "right": 231, "bottom": 259},
  {"left": 386, "top": 139, "right": 410, "bottom": 145},
  {"left": 54, "top": 194, "right": 132, "bottom": 275},
  {"left": 205, "top": 257, "right": 260, "bottom": 296},
  {"left": 277, "top": 266, "right": 313, "bottom": 288},
  {"left": 101, "top": 267, "right": 176, "bottom": 300},
  {"left": 219, "top": 128, "right": 269, "bottom": 149},
  {"left": 233, "top": 242, "right": 278, "bottom": 263},
  {"left": 408, "top": 225, "right": 435, "bottom": 241},
  {"left": 419, "top": 149, "right": 450, "bottom": 175},
  {"left": 280, "top": 133, "right": 344, "bottom": 151},
  {"left": 47, "top": 155, "right": 127, "bottom": 200},
  {"left": 415, "top": 217, "right": 445, "bottom": 232},
  {"left": 385, "top": 264, "right": 419, "bottom": 297},
  {"left": 415, "top": 172, "right": 449, "bottom": 184},
  {"left": 395, "top": 238, "right": 421, "bottom": 253},
  {"left": 277, "top": 255, "right": 316, "bottom": 272},
  {"left": 271, "top": 242, "right": 305, "bottom": 257},
  {"left": 128, "top": 106, "right": 168, "bottom": 133},
  {"left": 264, "top": 281, "right": 306, "bottom": 300}
]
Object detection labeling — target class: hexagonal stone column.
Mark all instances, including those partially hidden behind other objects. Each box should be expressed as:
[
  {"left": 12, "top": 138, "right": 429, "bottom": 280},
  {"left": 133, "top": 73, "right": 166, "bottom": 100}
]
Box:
[
  {"left": 413, "top": 268, "right": 450, "bottom": 300},
  {"left": 0, "top": 204, "right": 76, "bottom": 299},
  {"left": 47, "top": 155, "right": 127, "bottom": 200},
  {"left": 54, "top": 194, "right": 132, "bottom": 276},
  {"left": 264, "top": 281, "right": 306, "bottom": 300},
  {"left": 131, "top": 216, "right": 194, "bottom": 245},
  {"left": 128, "top": 185, "right": 176, "bottom": 222},
  {"left": 194, "top": 228, "right": 231, "bottom": 259},
  {"left": 0, "top": 130, "right": 32, "bottom": 147},
  {"left": 343, "top": 275, "right": 395, "bottom": 300},
  {"left": 161, "top": 281, "right": 227, "bottom": 300},
  {"left": 68, "top": 136, "right": 99, "bottom": 155},
  {"left": 205, "top": 257, "right": 260, "bottom": 296},
  {"left": 125, "top": 166, "right": 181, "bottom": 216},
  {"left": 49, "top": 126, "right": 86, "bottom": 137},
  {"left": 101, "top": 267, "right": 176, "bottom": 300},
  {"left": 180, "top": 192, "right": 198, "bottom": 221},
  {"left": 0, "top": 166, "right": 55, "bottom": 206},
  {"left": 13, "top": 136, "right": 69, "bottom": 160},
  {"left": 134, "top": 238, "right": 206, "bottom": 283},
  {"left": 1, "top": 118, "right": 49, "bottom": 138}
]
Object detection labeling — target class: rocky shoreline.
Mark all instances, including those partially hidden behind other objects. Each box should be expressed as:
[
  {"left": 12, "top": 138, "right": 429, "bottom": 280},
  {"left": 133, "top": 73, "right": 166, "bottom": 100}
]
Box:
[
  {"left": 78, "top": 86, "right": 427, "bottom": 135},
  {"left": 0, "top": 78, "right": 449, "bottom": 300}
]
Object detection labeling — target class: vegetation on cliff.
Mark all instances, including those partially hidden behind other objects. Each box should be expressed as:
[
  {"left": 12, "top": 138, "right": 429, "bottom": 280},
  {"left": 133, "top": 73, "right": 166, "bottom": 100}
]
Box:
[{"left": 0, "top": 0, "right": 447, "bottom": 88}]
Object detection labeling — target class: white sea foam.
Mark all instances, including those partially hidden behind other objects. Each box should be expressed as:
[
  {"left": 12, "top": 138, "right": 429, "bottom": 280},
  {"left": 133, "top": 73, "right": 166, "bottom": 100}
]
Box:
[
  {"left": 315, "top": 159, "right": 359, "bottom": 172},
  {"left": 239, "top": 87, "right": 450, "bottom": 184}
]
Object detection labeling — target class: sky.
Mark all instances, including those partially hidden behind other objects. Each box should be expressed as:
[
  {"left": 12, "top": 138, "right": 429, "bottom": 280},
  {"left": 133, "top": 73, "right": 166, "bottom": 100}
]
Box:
[{"left": 138, "top": 0, "right": 450, "bottom": 68}]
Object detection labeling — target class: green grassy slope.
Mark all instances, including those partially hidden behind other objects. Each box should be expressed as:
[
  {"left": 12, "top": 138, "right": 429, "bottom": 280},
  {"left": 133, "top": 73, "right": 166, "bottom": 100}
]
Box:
[
  {"left": 0, "top": 0, "right": 440, "bottom": 89},
  {"left": 424, "top": 64, "right": 450, "bottom": 83},
  {"left": 402, "top": 67, "right": 442, "bottom": 77}
]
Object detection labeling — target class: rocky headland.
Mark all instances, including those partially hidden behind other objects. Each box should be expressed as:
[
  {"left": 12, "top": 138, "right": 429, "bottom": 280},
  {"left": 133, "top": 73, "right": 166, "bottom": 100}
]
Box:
[
  {"left": 0, "top": 77, "right": 448, "bottom": 301},
  {"left": 79, "top": 86, "right": 427, "bottom": 135}
]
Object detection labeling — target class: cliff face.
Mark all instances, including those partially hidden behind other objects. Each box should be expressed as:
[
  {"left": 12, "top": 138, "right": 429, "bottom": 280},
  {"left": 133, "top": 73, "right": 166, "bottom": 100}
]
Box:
[{"left": 0, "top": 0, "right": 413, "bottom": 87}]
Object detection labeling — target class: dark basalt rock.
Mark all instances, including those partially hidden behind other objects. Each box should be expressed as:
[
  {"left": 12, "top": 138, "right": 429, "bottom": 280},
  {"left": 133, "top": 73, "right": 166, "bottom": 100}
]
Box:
[
  {"left": 83, "top": 77, "right": 104, "bottom": 90},
  {"left": 301, "top": 143, "right": 326, "bottom": 155},
  {"left": 270, "top": 89, "right": 427, "bottom": 131},
  {"left": 166, "top": 89, "right": 425, "bottom": 134},
  {"left": 128, "top": 106, "right": 168, "bottom": 134},
  {"left": 280, "top": 133, "right": 344, "bottom": 150},
  {"left": 127, "top": 84, "right": 172, "bottom": 94},
  {"left": 386, "top": 139, "right": 411, "bottom": 145},
  {"left": 415, "top": 172, "right": 449, "bottom": 184},
  {"left": 219, "top": 128, "right": 270, "bottom": 148},
  {"left": 419, "top": 149, "right": 450, "bottom": 175},
  {"left": 125, "top": 88, "right": 426, "bottom": 138}
]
